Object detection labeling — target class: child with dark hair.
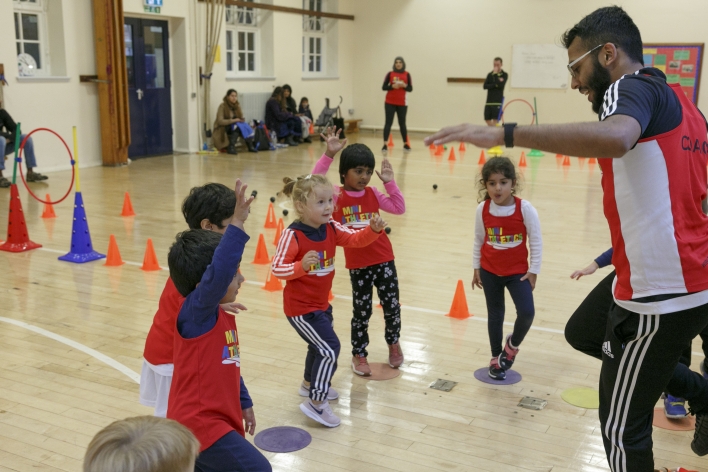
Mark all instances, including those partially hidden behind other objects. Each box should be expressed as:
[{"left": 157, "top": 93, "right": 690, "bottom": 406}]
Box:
[
  {"left": 141, "top": 182, "right": 251, "bottom": 426},
  {"left": 312, "top": 127, "right": 406, "bottom": 377},
  {"left": 272, "top": 173, "right": 386, "bottom": 428},
  {"left": 166, "top": 179, "right": 271, "bottom": 471},
  {"left": 299, "top": 97, "right": 313, "bottom": 121},
  {"left": 472, "top": 157, "right": 542, "bottom": 380}
]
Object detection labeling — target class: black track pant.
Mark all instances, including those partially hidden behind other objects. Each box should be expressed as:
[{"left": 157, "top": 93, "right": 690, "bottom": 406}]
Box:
[{"left": 383, "top": 104, "right": 408, "bottom": 143}]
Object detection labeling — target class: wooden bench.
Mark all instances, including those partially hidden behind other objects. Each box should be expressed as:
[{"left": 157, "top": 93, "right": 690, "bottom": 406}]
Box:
[{"left": 345, "top": 119, "right": 362, "bottom": 133}]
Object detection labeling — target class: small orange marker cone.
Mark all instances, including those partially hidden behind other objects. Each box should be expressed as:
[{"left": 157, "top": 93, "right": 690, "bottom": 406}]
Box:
[
  {"left": 435, "top": 144, "right": 444, "bottom": 156},
  {"left": 519, "top": 152, "right": 527, "bottom": 167},
  {"left": 104, "top": 235, "right": 125, "bottom": 266},
  {"left": 429, "top": 142, "right": 436, "bottom": 150},
  {"left": 446, "top": 280, "right": 472, "bottom": 319},
  {"left": 448, "top": 148, "right": 456, "bottom": 161},
  {"left": 309, "top": 121, "right": 314, "bottom": 135},
  {"left": 556, "top": 153, "right": 563, "bottom": 159},
  {"left": 387, "top": 135, "right": 394, "bottom": 147},
  {"left": 478, "top": 150, "right": 486, "bottom": 165},
  {"left": 328, "top": 290, "right": 335, "bottom": 302},
  {"left": 41, "top": 194, "right": 56, "bottom": 218},
  {"left": 264, "top": 203, "right": 277, "bottom": 229},
  {"left": 121, "top": 192, "right": 135, "bottom": 217},
  {"left": 262, "top": 268, "right": 283, "bottom": 292},
  {"left": 562, "top": 155, "right": 571, "bottom": 166},
  {"left": 273, "top": 218, "right": 284, "bottom": 245},
  {"left": 252, "top": 234, "right": 271, "bottom": 264},
  {"left": 141, "top": 238, "right": 161, "bottom": 271},
  {"left": 459, "top": 142, "right": 466, "bottom": 152},
  {"left": 588, "top": 157, "right": 597, "bottom": 165}
]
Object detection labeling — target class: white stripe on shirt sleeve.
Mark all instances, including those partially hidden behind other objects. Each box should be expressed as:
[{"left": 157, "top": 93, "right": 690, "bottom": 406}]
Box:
[
  {"left": 472, "top": 202, "right": 485, "bottom": 269},
  {"left": 521, "top": 200, "right": 542, "bottom": 274}
]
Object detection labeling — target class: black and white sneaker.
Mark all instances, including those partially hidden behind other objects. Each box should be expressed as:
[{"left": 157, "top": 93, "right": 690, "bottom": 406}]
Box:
[
  {"left": 403, "top": 144, "right": 411, "bottom": 151},
  {"left": 382, "top": 144, "right": 388, "bottom": 152},
  {"left": 488, "top": 357, "right": 506, "bottom": 380}
]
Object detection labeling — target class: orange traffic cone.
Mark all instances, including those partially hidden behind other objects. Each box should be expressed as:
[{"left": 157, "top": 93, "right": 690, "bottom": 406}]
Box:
[
  {"left": 556, "top": 153, "right": 563, "bottom": 159},
  {"left": 478, "top": 150, "right": 486, "bottom": 165},
  {"left": 429, "top": 142, "right": 436, "bottom": 150},
  {"left": 446, "top": 280, "right": 472, "bottom": 319},
  {"left": 448, "top": 148, "right": 456, "bottom": 161},
  {"left": 387, "top": 135, "right": 394, "bottom": 147},
  {"left": 121, "top": 192, "right": 136, "bottom": 216},
  {"left": 263, "top": 203, "right": 277, "bottom": 229},
  {"left": 104, "top": 235, "right": 125, "bottom": 266},
  {"left": 405, "top": 136, "right": 411, "bottom": 147},
  {"left": 309, "top": 121, "right": 314, "bottom": 135},
  {"left": 252, "top": 234, "right": 271, "bottom": 264},
  {"left": 588, "top": 157, "right": 597, "bottom": 165},
  {"left": 328, "top": 290, "right": 335, "bottom": 302},
  {"left": 273, "top": 218, "right": 284, "bottom": 245},
  {"left": 262, "top": 268, "right": 283, "bottom": 292},
  {"left": 459, "top": 142, "right": 466, "bottom": 152},
  {"left": 519, "top": 152, "right": 527, "bottom": 167},
  {"left": 562, "top": 155, "right": 571, "bottom": 166},
  {"left": 435, "top": 144, "right": 444, "bottom": 156},
  {"left": 41, "top": 194, "right": 56, "bottom": 218},
  {"left": 141, "top": 238, "right": 161, "bottom": 271}
]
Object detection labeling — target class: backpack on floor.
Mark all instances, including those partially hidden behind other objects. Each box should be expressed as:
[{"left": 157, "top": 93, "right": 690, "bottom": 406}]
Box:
[{"left": 252, "top": 121, "right": 274, "bottom": 151}]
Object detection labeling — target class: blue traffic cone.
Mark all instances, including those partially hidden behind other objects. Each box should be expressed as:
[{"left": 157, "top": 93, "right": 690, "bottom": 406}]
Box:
[{"left": 58, "top": 192, "right": 105, "bottom": 263}]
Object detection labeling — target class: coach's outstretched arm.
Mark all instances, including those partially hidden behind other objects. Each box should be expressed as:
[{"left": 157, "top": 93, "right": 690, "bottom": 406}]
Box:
[{"left": 424, "top": 114, "right": 641, "bottom": 159}]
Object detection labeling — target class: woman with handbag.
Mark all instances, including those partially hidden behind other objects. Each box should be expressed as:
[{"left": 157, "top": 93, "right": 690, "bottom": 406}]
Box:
[
  {"left": 382, "top": 57, "right": 412, "bottom": 152},
  {"left": 213, "top": 89, "right": 257, "bottom": 154}
]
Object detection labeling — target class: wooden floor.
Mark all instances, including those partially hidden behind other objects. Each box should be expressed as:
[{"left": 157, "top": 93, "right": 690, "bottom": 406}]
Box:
[{"left": 1, "top": 133, "right": 706, "bottom": 472}]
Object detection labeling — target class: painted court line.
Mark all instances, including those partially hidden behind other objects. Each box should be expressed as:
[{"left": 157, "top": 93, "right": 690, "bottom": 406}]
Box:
[
  {"left": 0, "top": 316, "right": 141, "bottom": 384},
  {"left": 35, "top": 247, "right": 704, "bottom": 357}
]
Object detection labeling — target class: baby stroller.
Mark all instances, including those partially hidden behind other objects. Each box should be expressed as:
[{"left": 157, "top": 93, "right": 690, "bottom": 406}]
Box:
[{"left": 315, "top": 96, "right": 345, "bottom": 139}]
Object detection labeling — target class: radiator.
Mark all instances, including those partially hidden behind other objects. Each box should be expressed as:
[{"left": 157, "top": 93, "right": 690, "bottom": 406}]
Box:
[{"left": 239, "top": 92, "right": 271, "bottom": 123}]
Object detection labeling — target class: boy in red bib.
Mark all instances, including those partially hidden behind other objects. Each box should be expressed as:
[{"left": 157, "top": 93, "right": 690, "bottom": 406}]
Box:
[
  {"left": 272, "top": 173, "right": 386, "bottom": 428},
  {"left": 312, "top": 127, "right": 406, "bottom": 376},
  {"left": 472, "top": 157, "right": 543, "bottom": 380},
  {"left": 166, "top": 179, "right": 271, "bottom": 472}
]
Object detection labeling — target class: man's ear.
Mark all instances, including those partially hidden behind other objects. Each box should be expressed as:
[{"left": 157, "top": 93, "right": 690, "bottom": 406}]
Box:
[{"left": 603, "top": 42, "right": 619, "bottom": 67}]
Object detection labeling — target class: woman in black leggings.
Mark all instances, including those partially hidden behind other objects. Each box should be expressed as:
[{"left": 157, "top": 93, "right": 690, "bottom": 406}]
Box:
[{"left": 382, "top": 57, "right": 412, "bottom": 152}]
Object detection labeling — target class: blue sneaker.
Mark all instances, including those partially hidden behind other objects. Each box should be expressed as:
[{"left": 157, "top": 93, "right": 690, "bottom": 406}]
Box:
[{"left": 663, "top": 393, "right": 688, "bottom": 419}]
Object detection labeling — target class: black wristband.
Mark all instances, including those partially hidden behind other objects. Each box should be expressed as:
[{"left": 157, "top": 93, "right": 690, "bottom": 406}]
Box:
[{"left": 504, "top": 123, "right": 517, "bottom": 148}]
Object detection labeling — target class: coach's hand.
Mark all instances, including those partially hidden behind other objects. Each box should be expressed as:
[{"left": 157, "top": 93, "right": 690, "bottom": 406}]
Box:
[{"left": 425, "top": 124, "right": 503, "bottom": 149}]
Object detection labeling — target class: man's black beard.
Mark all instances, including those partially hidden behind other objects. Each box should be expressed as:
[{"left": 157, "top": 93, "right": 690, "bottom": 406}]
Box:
[{"left": 588, "top": 56, "right": 613, "bottom": 114}]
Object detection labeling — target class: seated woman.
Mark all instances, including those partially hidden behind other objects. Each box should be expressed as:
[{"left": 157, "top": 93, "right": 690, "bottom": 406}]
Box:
[
  {"left": 212, "top": 89, "right": 257, "bottom": 155},
  {"left": 0, "top": 103, "right": 48, "bottom": 188},
  {"left": 283, "top": 85, "right": 311, "bottom": 143},
  {"left": 264, "top": 87, "right": 301, "bottom": 147}
]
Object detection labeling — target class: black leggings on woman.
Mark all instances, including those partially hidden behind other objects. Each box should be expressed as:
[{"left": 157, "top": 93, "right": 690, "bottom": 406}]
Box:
[{"left": 383, "top": 103, "right": 408, "bottom": 143}]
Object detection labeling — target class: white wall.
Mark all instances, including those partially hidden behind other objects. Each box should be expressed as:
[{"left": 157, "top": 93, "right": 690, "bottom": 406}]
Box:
[{"left": 348, "top": 0, "right": 708, "bottom": 132}]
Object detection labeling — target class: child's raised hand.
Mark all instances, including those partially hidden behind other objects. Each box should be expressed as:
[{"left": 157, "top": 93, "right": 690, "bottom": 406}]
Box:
[
  {"left": 369, "top": 215, "right": 387, "bottom": 233},
  {"left": 375, "top": 158, "right": 394, "bottom": 183},
  {"left": 301, "top": 250, "right": 320, "bottom": 272},
  {"left": 472, "top": 269, "right": 483, "bottom": 290},
  {"left": 231, "top": 179, "right": 254, "bottom": 228},
  {"left": 321, "top": 126, "right": 347, "bottom": 158},
  {"left": 520, "top": 272, "right": 537, "bottom": 290}
]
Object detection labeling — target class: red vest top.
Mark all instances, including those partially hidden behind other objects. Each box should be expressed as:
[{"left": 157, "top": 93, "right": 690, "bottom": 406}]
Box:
[
  {"left": 167, "top": 307, "right": 244, "bottom": 451},
  {"left": 334, "top": 187, "right": 395, "bottom": 269},
  {"left": 385, "top": 71, "right": 409, "bottom": 106},
  {"left": 481, "top": 197, "right": 529, "bottom": 276},
  {"left": 283, "top": 223, "right": 337, "bottom": 317},
  {"left": 143, "top": 278, "right": 183, "bottom": 366}
]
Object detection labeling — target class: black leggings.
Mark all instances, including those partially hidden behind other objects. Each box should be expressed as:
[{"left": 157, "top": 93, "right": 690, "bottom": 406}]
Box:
[{"left": 383, "top": 103, "right": 408, "bottom": 143}]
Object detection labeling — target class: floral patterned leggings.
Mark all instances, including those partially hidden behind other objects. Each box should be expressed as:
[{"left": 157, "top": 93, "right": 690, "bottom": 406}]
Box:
[{"left": 349, "top": 261, "right": 402, "bottom": 357}]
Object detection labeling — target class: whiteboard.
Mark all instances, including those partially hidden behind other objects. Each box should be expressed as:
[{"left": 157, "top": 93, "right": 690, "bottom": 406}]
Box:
[{"left": 511, "top": 44, "right": 569, "bottom": 89}]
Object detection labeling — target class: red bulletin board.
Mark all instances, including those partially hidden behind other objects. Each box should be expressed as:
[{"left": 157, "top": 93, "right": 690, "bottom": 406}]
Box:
[{"left": 643, "top": 43, "right": 704, "bottom": 104}]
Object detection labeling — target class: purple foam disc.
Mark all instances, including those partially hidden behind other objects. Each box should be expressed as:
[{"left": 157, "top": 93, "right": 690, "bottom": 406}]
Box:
[
  {"left": 474, "top": 367, "right": 522, "bottom": 385},
  {"left": 254, "top": 426, "right": 312, "bottom": 453}
]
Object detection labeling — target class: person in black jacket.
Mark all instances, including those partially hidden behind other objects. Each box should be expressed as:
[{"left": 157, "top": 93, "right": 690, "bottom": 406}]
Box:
[
  {"left": 264, "top": 87, "right": 301, "bottom": 147},
  {"left": 0, "top": 104, "right": 47, "bottom": 187},
  {"left": 483, "top": 57, "right": 508, "bottom": 126}
]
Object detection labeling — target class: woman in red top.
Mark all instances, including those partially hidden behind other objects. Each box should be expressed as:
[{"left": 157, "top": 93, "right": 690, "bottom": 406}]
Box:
[
  {"left": 272, "top": 174, "right": 386, "bottom": 428},
  {"left": 382, "top": 56, "right": 412, "bottom": 152}
]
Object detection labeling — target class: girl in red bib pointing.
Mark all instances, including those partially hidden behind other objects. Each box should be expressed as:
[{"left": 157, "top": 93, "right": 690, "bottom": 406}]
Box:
[{"left": 472, "top": 157, "right": 542, "bottom": 380}]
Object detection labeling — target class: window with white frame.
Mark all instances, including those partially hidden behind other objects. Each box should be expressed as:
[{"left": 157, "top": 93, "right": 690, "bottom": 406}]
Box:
[
  {"left": 13, "top": 0, "right": 49, "bottom": 76},
  {"left": 225, "top": 0, "right": 259, "bottom": 76},
  {"left": 302, "top": 0, "right": 325, "bottom": 74}
]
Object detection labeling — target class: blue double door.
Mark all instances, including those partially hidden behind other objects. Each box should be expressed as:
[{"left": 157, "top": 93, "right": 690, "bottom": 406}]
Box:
[{"left": 125, "top": 18, "right": 173, "bottom": 158}]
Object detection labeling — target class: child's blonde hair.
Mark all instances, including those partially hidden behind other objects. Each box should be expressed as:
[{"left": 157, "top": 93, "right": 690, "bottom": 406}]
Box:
[
  {"left": 281, "top": 174, "right": 332, "bottom": 219},
  {"left": 83, "top": 416, "right": 199, "bottom": 472}
]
